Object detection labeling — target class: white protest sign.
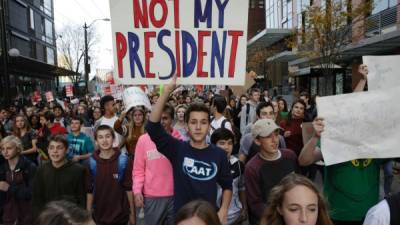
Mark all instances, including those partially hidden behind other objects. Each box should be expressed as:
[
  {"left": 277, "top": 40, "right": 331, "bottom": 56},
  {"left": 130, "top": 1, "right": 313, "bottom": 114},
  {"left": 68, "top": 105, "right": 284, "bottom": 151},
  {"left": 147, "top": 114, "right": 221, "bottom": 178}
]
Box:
[
  {"left": 109, "top": 0, "right": 249, "bottom": 85},
  {"left": 316, "top": 88, "right": 400, "bottom": 166},
  {"left": 45, "top": 91, "right": 54, "bottom": 102},
  {"left": 122, "top": 87, "right": 152, "bottom": 112},
  {"left": 362, "top": 55, "right": 399, "bottom": 91},
  {"left": 66, "top": 85, "right": 73, "bottom": 97}
]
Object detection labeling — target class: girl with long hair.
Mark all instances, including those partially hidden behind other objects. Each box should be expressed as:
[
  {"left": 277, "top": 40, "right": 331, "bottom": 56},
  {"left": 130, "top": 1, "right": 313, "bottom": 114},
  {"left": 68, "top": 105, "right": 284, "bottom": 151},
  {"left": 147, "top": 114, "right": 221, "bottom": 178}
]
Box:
[
  {"left": 12, "top": 114, "right": 38, "bottom": 164},
  {"left": 260, "top": 173, "right": 333, "bottom": 225},
  {"left": 114, "top": 106, "right": 146, "bottom": 157},
  {"left": 279, "top": 100, "right": 306, "bottom": 157},
  {"left": 276, "top": 98, "right": 289, "bottom": 124}
]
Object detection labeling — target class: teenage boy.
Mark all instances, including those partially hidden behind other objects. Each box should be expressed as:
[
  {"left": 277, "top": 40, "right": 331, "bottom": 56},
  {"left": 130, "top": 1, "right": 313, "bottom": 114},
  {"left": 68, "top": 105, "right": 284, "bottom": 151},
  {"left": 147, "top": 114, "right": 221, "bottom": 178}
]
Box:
[
  {"left": 239, "top": 102, "right": 286, "bottom": 163},
  {"left": 245, "top": 119, "right": 298, "bottom": 225},
  {"left": 210, "top": 95, "right": 232, "bottom": 135},
  {"left": 240, "top": 88, "right": 260, "bottom": 135},
  {"left": 94, "top": 95, "right": 124, "bottom": 149},
  {"left": 133, "top": 104, "right": 181, "bottom": 225},
  {"left": 66, "top": 117, "right": 94, "bottom": 164},
  {"left": 145, "top": 77, "right": 232, "bottom": 225},
  {"left": 211, "top": 128, "right": 247, "bottom": 225},
  {"left": 87, "top": 125, "right": 134, "bottom": 225},
  {"left": 32, "top": 135, "right": 87, "bottom": 216}
]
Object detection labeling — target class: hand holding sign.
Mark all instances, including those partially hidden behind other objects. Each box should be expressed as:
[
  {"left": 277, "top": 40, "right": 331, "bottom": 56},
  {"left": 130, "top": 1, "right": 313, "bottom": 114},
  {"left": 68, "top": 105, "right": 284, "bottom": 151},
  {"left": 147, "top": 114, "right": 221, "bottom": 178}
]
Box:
[
  {"left": 358, "top": 64, "right": 368, "bottom": 80},
  {"left": 312, "top": 118, "right": 325, "bottom": 138}
]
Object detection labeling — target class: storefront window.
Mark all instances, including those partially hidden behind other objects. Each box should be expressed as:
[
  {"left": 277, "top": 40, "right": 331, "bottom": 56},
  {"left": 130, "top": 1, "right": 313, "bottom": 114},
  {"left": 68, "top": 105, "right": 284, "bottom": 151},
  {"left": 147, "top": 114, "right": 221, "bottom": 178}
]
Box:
[{"left": 336, "top": 73, "right": 344, "bottom": 94}]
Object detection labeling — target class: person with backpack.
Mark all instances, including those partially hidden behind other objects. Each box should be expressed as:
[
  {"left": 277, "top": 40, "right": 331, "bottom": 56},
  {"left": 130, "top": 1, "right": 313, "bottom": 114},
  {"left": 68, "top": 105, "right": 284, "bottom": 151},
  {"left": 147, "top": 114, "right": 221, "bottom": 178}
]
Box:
[
  {"left": 210, "top": 95, "right": 233, "bottom": 136},
  {"left": 87, "top": 125, "right": 134, "bottom": 225},
  {"left": 211, "top": 128, "right": 247, "bottom": 225},
  {"left": 32, "top": 135, "right": 86, "bottom": 218},
  {"left": 240, "top": 88, "right": 260, "bottom": 135},
  {"left": 0, "top": 135, "right": 37, "bottom": 225}
]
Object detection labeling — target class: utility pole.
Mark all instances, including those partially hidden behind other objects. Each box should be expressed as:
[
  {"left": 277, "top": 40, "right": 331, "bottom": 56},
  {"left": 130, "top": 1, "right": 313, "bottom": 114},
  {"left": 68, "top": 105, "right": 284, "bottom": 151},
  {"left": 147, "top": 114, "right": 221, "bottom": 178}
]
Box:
[
  {"left": 83, "top": 22, "right": 89, "bottom": 94},
  {"left": 0, "top": 0, "right": 10, "bottom": 106}
]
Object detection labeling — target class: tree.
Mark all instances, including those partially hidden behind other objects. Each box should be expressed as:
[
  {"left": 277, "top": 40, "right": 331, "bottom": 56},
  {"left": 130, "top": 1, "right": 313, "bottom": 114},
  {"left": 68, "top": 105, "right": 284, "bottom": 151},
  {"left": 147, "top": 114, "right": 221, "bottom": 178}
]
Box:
[
  {"left": 57, "top": 24, "right": 97, "bottom": 93},
  {"left": 289, "top": 0, "right": 372, "bottom": 91}
]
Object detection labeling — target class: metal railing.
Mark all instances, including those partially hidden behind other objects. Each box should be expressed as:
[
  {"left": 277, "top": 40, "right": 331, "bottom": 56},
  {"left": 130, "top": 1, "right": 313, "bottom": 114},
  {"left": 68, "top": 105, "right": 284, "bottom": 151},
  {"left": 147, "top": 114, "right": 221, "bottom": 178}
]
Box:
[{"left": 365, "top": 6, "right": 398, "bottom": 36}]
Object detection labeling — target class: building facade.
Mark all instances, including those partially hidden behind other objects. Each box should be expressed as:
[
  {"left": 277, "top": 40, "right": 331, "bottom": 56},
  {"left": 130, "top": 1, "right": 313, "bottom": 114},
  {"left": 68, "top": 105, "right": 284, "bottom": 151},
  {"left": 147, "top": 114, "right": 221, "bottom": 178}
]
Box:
[
  {"left": 247, "top": 0, "right": 400, "bottom": 97},
  {"left": 0, "top": 0, "right": 73, "bottom": 106}
]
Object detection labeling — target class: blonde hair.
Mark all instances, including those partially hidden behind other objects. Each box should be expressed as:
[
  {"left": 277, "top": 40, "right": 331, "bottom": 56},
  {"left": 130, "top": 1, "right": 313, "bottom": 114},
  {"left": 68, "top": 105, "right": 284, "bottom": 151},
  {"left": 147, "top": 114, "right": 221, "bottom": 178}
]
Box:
[{"left": 1, "top": 135, "right": 24, "bottom": 153}]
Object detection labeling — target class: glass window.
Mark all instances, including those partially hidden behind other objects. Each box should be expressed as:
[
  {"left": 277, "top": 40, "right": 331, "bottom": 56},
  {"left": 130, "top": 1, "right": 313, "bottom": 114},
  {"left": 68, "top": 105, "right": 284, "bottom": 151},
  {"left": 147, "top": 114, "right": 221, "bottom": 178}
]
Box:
[
  {"left": 46, "top": 47, "right": 55, "bottom": 65},
  {"left": 43, "top": 0, "right": 52, "bottom": 16},
  {"left": 45, "top": 19, "right": 53, "bottom": 44},
  {"left": 282, "top": 0, "right": 288, "bottom": 20},
  {"left": 335, "top": 73, "right": 343, "bottom": 94},
  {"left": 311, "top": 77, "right": 317, "bottom": 96},
  {"left": 29, "top": 8, "right": 35, "bottom": 29}
]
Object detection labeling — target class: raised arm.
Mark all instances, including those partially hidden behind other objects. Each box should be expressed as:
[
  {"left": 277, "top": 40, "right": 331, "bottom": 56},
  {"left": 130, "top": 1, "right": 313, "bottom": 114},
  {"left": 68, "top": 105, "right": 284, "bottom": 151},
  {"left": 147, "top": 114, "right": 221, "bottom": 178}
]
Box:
[
  {"left": 149, "top": 77, "right": 177, "bottom": 123},
  {"left": 354, "top": 64, "right": 368, "bottom": 92},
  {"left": 298, "top": 118, "right": 324, "bottom": 166}
]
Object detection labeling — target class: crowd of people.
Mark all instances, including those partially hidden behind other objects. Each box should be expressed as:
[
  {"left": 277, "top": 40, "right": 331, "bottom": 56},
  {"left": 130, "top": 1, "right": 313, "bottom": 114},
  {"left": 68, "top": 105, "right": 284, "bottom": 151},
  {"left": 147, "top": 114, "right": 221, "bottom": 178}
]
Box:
[{"left": 0, "top": 64, "right": 399, "bottom": 225}]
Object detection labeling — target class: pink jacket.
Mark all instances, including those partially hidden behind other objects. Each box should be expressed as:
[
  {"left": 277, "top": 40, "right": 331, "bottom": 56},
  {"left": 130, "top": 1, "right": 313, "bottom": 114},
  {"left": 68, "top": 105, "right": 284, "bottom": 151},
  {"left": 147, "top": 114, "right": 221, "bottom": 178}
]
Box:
[{"left": 133, "top": 129, "right": 182, "bottom": 197}]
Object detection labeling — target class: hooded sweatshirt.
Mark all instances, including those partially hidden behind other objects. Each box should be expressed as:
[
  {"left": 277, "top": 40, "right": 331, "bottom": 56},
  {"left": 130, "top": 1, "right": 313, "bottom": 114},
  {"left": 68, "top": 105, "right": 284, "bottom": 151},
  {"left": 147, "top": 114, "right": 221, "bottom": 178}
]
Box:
[
  {"left": 0, "top": 156, "right": 36, "bottom": 225},
  {"left": 87, "top": 149, "right": 133, "bottom": 225},
  {"left": 32, "top": 160, "right": 87, "bottom": 217},
  {"left": 133, "top": 128, "right": 182, "bottom": 197}
]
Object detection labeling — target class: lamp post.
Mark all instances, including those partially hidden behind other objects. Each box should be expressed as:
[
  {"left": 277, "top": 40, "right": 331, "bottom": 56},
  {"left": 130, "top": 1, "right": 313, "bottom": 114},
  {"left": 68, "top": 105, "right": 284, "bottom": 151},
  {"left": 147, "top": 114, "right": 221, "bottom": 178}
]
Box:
[{"left": 83, "top": 18, "right": 110, "bottom": 94}]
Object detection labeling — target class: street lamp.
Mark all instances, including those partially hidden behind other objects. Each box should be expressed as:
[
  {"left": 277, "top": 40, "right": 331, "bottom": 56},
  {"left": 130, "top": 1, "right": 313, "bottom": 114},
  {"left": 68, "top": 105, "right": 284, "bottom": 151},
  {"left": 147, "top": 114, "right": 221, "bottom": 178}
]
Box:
[{"left": 83, "top": 18, "right": 110, "bottom": 94}]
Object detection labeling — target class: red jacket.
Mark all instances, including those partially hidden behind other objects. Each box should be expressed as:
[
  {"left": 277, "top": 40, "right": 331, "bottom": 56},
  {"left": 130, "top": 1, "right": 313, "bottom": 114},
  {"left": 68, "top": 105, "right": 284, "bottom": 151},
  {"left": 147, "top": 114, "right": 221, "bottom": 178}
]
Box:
[{"left": 49, "top": 123, "right": 67, "bottom": 135}]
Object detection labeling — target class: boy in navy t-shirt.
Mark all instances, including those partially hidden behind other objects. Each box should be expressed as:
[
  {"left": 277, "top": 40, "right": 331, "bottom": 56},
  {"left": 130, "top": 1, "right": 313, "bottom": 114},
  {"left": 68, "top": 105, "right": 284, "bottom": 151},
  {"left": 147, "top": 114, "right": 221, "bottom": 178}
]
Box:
[{"left": 146, "top": 77, "right": 232, "bottom": 225}]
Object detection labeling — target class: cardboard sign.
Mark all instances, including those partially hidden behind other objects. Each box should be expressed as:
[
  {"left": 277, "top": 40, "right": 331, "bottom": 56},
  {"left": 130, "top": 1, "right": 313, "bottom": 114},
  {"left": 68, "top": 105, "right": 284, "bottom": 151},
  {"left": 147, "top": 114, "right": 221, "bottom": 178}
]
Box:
[
  {"left": 66, "top": 85, "right": 74, "bottom": 97},
  {"left": 45, "top": 91, "right": 54, "bottom": 102},
  {"left": 362, "top": 55, "right": 400, "bottom": 90},
  {"left": 317, "top": 88, "right": 400, "bottom": 165},
  {"left": 109, "top": 0, "right": 249, "bottom": 85},
  {"left": 122, "top": 87, "right": 152, "bottom": 112}
]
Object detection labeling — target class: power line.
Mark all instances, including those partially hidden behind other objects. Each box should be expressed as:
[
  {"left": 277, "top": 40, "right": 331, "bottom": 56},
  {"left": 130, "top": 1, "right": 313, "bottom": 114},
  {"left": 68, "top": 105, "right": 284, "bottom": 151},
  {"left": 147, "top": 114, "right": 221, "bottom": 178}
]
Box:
[{"left": 89, "top": 0, "right": 108, "bottom": 18}]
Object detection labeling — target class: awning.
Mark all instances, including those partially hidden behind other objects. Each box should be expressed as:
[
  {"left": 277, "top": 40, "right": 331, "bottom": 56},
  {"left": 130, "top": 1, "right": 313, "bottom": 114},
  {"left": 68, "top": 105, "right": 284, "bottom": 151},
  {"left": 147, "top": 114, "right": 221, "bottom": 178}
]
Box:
[
  {"left": 7, "top": 55, "right": 79, "bottom": 79},
  {"left": 340, "top": 28, "right": 400, "bottom": 60},
  {"left": 288, "top": 28, "right": 400, "bottom": 68},
  {"left": 267, "top": 50, "right": 300, "bottom": 63},
  {"left": 247, "top": 28, "right": 292, "bottom": 52},
  {"left": 290, "top": 64, "right": 342, "bottom": 76}
]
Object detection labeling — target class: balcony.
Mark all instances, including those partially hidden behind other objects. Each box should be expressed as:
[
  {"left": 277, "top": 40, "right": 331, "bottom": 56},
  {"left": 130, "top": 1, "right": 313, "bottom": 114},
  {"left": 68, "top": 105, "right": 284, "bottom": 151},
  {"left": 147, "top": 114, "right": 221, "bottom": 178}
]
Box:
[{"left": 365, "top": 6, "right": 398, "bottom": 37}]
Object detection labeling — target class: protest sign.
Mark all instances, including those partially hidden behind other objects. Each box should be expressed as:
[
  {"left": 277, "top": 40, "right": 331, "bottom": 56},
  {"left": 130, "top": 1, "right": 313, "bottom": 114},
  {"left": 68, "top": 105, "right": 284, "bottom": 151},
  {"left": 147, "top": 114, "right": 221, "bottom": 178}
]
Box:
[
  {"left": 103, "top": 85, "right": 112, "bottom": 96},
  {"left": 109, "top": 0, "right": 249, "bottom": 85},
  {"left": 66, "top": 85, "right": 74, "bottom": 97},
  {"left": 362, "top": 55, "right": 400, "bottom": 91},
  {"left": 31, "top": 91, "right": 42, "bottom": 105},
  {"left": 316, "top": 88, "right": 400, "bottom": 165},
  {"left": 45, "top": 91, "right": 54, "bottom": 102},
  {"left": 122, "top": 87, "right": 152, "bottom": 112}
]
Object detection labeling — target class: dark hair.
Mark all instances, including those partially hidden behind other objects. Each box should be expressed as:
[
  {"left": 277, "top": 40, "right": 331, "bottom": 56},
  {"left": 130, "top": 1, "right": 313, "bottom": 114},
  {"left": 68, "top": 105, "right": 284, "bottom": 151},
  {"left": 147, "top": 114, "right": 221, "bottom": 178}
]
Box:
[
  {"left": 210, "top": 128, "right": 235, "bottom": 145},
  {"left": 34, "top": 200, "right": 92, "bottom": 225},
  {"left": 256, "top": 102, "right": 274, "bottom": 117},
  {"left": 287, "top": 100, "right": 307, "bottom": 122},
  {"left": 41, "top": 111, "right": 55, "bottom": 123},
  {"left": 100, "top": 95, "right": 114, "bottom": 110},
  {"left": 70, "top": 116, "right": 83, "bottom": 125},
  {"left": 163, "top": 104, "right": 175, "bottom": 120},
  {"left": 277, "top": 98, "right": 288, "bottom": 112},
  {"left": 53, "top": 104, "right": 64, "bottom": 113},
  {"left": 184, "top": 103, "right": 211, "bottom": 123},
  {"left": 175, "top": 200, "right": 221, "bottom": 225},
  {"left": 211, "top": 95, "right": 227, "bottom": 114},
  {"left": 94, "top": 125, "right": 115, "bottom": 140},
  {"left": 299, "top": 91, "right": 310, "bottom": 99},
  {"left": 250, "top": 88, "right": 260, "bottom": 96},
  {"left": 49, "top": 135, "right": 68, "bottom": 149}
]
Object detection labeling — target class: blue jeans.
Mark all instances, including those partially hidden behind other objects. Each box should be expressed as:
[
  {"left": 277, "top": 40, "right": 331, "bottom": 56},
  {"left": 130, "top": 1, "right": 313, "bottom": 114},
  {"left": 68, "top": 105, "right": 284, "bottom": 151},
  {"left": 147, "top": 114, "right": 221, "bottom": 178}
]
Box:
[{"left": 383, "top": 160, "right": 393, "bottom": 196}]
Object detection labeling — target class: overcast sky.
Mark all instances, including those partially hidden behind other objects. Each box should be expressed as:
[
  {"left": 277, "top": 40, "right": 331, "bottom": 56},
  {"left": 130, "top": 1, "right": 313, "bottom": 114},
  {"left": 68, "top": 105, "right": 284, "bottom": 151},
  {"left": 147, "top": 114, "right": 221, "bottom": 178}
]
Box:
[{"left": 54, "top": 0, "right": 113, "bottom": 78}]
